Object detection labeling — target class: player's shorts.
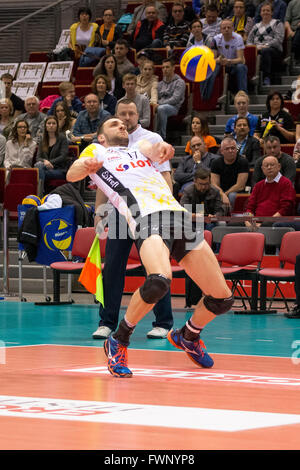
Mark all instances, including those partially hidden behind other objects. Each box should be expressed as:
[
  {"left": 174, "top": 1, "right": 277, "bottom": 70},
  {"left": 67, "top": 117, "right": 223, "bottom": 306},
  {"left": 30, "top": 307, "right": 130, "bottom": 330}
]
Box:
[{"left": 134, "top": 210, "right": 204, "bottom": 263}]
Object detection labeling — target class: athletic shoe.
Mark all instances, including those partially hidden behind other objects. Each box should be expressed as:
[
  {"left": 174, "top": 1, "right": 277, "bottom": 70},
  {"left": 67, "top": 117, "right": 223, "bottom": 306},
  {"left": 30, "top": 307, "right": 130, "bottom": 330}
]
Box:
[
  {"left": 147, "top": 327, "right": 169, "bottom": 339},
  {"left": 284, "top": 305, "right": 300, "bottom": 319},
  {"left": 103, "top": 336, "right": 132, "bottom": 378},
  {"left": 167, "top": 329, "right": 214, "bottom": 368},
  {"left": 92, "top": 326, "right": 113, "bottom": 339}
]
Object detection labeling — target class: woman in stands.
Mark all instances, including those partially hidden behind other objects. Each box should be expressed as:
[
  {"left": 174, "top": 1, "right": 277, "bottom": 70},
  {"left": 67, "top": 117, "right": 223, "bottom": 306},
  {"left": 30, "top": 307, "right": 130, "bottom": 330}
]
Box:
[
  {"left": 225, "top": 90, "right": 258, "bottom": 137},
  {"left": 0, "top": 98, "right": 14, "bottom": 139},
  {"left": 93, "top": 53, "right": 125, "bottom": 100},
  {"left": 254, "top": 91, "right": 296, "bottom": 144},
  {"left": 52, "top": 101, "right": 77, "bottom": 143},
  {"left": 69, "top": 6, "right": 102, "bottom": 67},
  {"left": 34, "top": 116, "right": 69, "bottom": 194},
  {"left": 185, "top": 114, "right": 218, "bottom": 155},
  {"left": 91, "top": 74, "right": 117, "bottom": 115},
  {"left": 136, "top": 60, "right": 158, "bottom": 106},
  {"left": 3, "top": 119, "right": 36, "bottom": 173},
  {"left": 230, "top": 0, "right": 254, "bottom": 42}
]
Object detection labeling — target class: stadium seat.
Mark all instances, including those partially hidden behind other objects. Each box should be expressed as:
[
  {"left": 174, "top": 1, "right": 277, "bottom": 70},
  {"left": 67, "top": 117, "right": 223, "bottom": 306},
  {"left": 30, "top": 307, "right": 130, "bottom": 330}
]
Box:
[
  {"left": 192, "top": 66, "right": 226, "bottom": 112},
  {"left": 29, "top": 51, "right": 49, "bottom": 62},
  {"left": 231, "top": 193, "right": 250, "bottom": 214},
  {"left": 296, "top": 169, "right": 300, "bottom": 193},
  {"left": 75, "top": 67, "right": 94, "bottom": 84},
  {"left": 44, "top": 145, "right": 79, "bottom": 193},
  {"left": 283, "top": 101, "right": 300, "bottom": 122},
  {"left": 75, "top": 84, "right": 92, "bottom": 101},
  {"left": 9, "top": 168, "right": 39, "bottom": 195},
  {"left": 281, "top": 144, "right": 295, "bottom": 156}
]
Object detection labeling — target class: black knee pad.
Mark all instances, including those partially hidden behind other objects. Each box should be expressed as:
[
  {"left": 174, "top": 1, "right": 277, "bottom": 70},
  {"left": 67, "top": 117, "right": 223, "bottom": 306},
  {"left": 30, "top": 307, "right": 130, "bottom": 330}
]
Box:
[
  {"left": 140, "top": 274, "right": 171, "bottom": 304},
  {"left": 203, "top": 294, "right": 234, "bottom": 315}
]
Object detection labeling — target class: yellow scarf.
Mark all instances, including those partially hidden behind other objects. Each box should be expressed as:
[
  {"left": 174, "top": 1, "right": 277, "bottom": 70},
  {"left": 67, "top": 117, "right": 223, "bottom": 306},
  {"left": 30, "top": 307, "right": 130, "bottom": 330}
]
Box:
[
  {"left": 99, "top": 23, "right": 115, "bottom": 43},
  {"left": 232, "top": 15, "right": 245, "bottom": 33}
]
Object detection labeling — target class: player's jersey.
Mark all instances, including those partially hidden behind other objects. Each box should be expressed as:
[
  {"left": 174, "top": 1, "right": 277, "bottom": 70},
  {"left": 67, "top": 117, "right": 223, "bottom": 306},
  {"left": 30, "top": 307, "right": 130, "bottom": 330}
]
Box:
[{"left": 80, "top": 143, "right": 185, "bottom": 234}]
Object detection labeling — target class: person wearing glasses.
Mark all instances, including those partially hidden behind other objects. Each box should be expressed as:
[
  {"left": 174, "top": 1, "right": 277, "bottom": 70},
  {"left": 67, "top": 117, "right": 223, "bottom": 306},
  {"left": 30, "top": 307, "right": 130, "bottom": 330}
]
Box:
[
  {"left": 3, "top": 119, "right": 36, "bottom": 172},
  {"left": 163, "top": 2, "right": 190, "bottom": 55},
  {"left": 15, "top": 96, "right": 46, "bottom": 144}
]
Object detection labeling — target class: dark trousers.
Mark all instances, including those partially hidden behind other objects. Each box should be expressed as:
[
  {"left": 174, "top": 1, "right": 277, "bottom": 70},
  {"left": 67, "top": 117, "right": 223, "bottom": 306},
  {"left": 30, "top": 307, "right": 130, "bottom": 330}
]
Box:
[
  {"left": 98, "top": 235, "right": 173, "bottom": 331},
  {"left": 292, "top": 28, "right": 300, "bottom": 60},
  {"left": 259, "top": 47, "right": 282, "bottom": 79}
]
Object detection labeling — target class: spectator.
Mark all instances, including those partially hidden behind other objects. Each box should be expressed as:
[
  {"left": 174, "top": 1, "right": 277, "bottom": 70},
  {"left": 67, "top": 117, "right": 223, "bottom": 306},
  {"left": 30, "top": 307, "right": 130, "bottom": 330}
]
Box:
[
  {"left": 153, "top": 57, "right": 185, "bottom": 140},
  {"left": 68, "top": 6, "right": 101, "bottom": 66},
  {"left": 94, "top": 8, "right": 123, "bottom": 55},
  {"left": 93, "top": 54, "right": 125, "bottom": 100},
  {"left": 136, "top": 60, "right": 158, "bottom": 105},
  {"left": 91, "top": 74, "right": 117, "bottom": 115},
  {"left": 230, "top": 0, "right": 254, "bottom": 42},
  {"left": 71, "top": 94, "right": 110, "bottom": 150},
  {"left": 252, "top": 135, "right": 296, "bottom": 186},
  {"left": 186, "top": 19, "right": 208, "bottom": 48},
  {"left": 34, "top": 116, "right": 69, "bottom": 194},
  {"left": 127, "top": 0, "right": 168, "bottom": 35},
  {"left": 0, "top": 73, "right": 25, "bottom": 117},
  {"left": 118, "top": 73, "right": 150, "bottom": 128},
  {"left": 113, "top": 39, "right": 136, "bottom": 76},
  {"left": 285, "top": 0, "right": 300, "bottom": 66},
  {"left": 234, "top": 116, "right": 261, "bottom": 167},
  {"left": 284, "top": 253, "right": 300, "bottom": 319},
  {"left": 52, "top": 100, "right": 77, "bottom": 143},
  {"left": 47, "top": 82, "right": 83, "bottom": 116},
  {"left": 244, "top": 155, "right": 296, "bottom": 228},
  {"left": 132, "top": 3, "right": 165, "bottom": 51},
  {"left": 0, "top": 134, "right": 5, "bottom": 166},
  {"left": 211, "top": 136, "right": 249, "bottom": 209},
  {"left": 174, "top": 135, "right": 217, "bottom": 197},
  {"left": 163, "top": 2, "right": 190, "bottom": 55},
  {"left": 254, "top": 91, "right": 295, "bottom": 144},
  {"left": 225, "top": 90, "right": 258, "bottom": 137},
  {"left": 293, "top": 139, "right": 300, "bottom": 168},
  {"left": 247, "top": 2, "right": 284, "bottom": 86},
  {"left": 254, "top": 0, "right": 286, "bottom": 23},
  {"left": 185, "top": 114, "right": 218, "bottom": 155},
  {"left": 16, "top": 96, "right": 46, "bottom": 143},
  {"left": 200, "top": 4, "right": 222, "bottom": 40},
  {"left": 4, "top": 119, "right": 36, "bottom": 172},
  {"left": 0, "top": 98, "right": 15, "bottom": 139}
]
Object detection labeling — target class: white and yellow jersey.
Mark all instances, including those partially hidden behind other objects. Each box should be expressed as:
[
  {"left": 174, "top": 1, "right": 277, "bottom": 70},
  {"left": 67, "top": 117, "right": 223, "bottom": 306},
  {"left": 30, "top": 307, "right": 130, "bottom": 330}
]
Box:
[{"left": 80, "top": 143, "right": 185, "bottom": 234}]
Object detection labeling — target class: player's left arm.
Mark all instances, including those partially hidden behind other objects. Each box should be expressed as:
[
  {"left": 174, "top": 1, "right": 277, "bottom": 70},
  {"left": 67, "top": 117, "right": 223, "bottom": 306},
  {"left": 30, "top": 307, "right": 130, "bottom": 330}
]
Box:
[
  {"left": 161, "top": 171, "right": 173, "bottom": 192},
  {"left": 138, "top": 139, "right": 175, "bottom": 164},
  {"left": 67, "top": 157, "right": 103, "bottom": 182}
]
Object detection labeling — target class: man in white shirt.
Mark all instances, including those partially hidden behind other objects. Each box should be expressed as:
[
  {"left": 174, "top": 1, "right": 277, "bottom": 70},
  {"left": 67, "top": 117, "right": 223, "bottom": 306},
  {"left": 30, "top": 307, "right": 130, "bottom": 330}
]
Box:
[
  {"left": 118, "top": 73, "right": 151, "bottom": 129},
  {"left": 92, "top": 99, "right": 173, "bottom": 340}
]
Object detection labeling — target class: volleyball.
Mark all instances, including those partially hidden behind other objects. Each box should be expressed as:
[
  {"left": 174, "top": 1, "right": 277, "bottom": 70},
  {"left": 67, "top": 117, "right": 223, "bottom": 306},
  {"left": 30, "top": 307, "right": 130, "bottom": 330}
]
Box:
[
  {"left": 180, "top": 46, "right": 216, "bottom": 82},
  {"left": 22, "top": 194, "right": 41, "bottom": 207},
  {"left": 41, "top": 194, "right": 50, "bottom": 204}
]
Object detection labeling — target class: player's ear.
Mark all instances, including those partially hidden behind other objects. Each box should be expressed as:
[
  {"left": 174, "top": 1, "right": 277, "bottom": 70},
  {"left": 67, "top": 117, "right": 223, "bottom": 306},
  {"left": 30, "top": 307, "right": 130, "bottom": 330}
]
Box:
[{"left": 97, "top": 133, "right": 106, "bottom": 145}]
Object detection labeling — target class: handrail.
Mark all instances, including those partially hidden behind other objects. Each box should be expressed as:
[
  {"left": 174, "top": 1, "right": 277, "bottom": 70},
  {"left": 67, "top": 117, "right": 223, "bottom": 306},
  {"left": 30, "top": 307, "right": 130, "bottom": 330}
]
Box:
[{"left": 0, "top": 0, "right": 66, "bottom": 33}]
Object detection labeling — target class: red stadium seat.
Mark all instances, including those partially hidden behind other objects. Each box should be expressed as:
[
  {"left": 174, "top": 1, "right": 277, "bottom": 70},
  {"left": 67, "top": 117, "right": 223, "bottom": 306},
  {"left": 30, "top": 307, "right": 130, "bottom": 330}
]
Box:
[
  {"left": 283, "top": 101, "right": 300, "bottom": 123},
  {"left": 75, "top": 67, "right": 94, "bottom": 84}
]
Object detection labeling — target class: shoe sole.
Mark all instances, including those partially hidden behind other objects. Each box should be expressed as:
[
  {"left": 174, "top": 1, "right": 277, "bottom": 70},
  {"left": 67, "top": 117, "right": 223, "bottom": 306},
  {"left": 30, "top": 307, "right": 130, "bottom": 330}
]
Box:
[
  {"left": 93, "top": 334, "right": 110, "bottom": 339},
  {"left": 103, "top": 340, "right": 133, "bottom": 378},
  {"left": 147, "top": 333, "right": 168, "bottom": 339},
  {"left": 167, "top": 330, "right": 214, "bottom": 369}
]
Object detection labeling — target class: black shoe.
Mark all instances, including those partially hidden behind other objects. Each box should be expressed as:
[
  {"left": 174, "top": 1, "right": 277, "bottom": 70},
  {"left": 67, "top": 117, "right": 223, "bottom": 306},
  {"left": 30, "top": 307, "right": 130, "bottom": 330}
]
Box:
[{"left": 284, "top": 305, "right": 300, "bottom": 319}]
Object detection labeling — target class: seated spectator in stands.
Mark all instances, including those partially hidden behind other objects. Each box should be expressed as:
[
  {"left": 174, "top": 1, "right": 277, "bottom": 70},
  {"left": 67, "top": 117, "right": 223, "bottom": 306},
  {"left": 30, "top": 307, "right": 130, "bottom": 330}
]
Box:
[
  {"left": 93, "top": 54, "right": 125, "bottom": 100},
  {"left": 127, "top": 0, "right": 167, "bottom": 35},
  {"left": 0, "top": 98, "right": 15, "bottom": 139},
  {"left": 95, "top": 8, "right": 123, "bottom": 55},
  {"left": 71, "top": 94, "right": 110, "bottom": 150},
  {"left": 186, "top": 18, "right": 208, "bottom": 48},
  {"left": 113, "top": 39, "right": 136, "bottom": 76},
  {"left": 16, "top": 96, "right": 46, "bottom": 144},
  {"left": 285, "top": 0, "right": 300, "bottom": 66},
  {"left": 254, "top": 91, "right": 295, "bottom": 144},
  {"left": 0, "top": 134, "right": 5, "bottom": 166},
  {"left": 293, "top": 139, "right": 300, "bottom": 168},
  {"left": 68, "top": 6, "right": 101, "bottom": 66},
  {"left": 4, "top": 119, "right": 36, "bottom": 172},
  {"left": 118, "top": 73, "right": 150, "bottom": 128},
  {"left": 132, "top": 3, "right": 165, "bottom": 52},
  {"left": 254, "top": 0, "right": 286, "bottom": 23},
  {"left": 244, "top": 155, "right": 296, "bottom": 229},
  {"left": 247, "top": 2, "right": 284, "bottom": 86},
  {"left": 153, "top": 57, "right": 185, "bottom": 140},
  {"left": 175, "top": 135, "right": 217, "bottom": 196},
  {"left": 185, "top": 114, "right": 218, "bottom": 155},
  {"left": 211, "top": 136, "right": 249, "bottom": 209},
  {"left": 225, "top": 90, "right": 258, "bottom": 137},
  {"left": 1, "top": 73, "right": 25, "bottom": 117},
  {"left": 47, "top": 82, "right": 83, "bottom": 116},
  {"left": 230, "top": 0, "right": 254, "bottom": 42},
  {"left": 233, "top": 116, "right": 261, "bottom": 167},
  {"left": 163, "top": 2, "right": 190, "bottom": 55},
  {"left": 91, "top": 74, "right": 117, "bottom": 115},
  {"left": 34, "top": 116, "right": 69, "bottom": 194},
  {"left": 180, "top": 167, "right": 225, "bottom": 231},
  {"left": 136, "top": 60, "right": 158, "bottom": 105},
  {"left": 52, "top": 100, "right": 77, "bottom": 143},
  {"left": 252, "top": 135, "right": 297, "bottom": 186},
  {"left": 200, "top": 4, "right": 222, "bottom": 40}
]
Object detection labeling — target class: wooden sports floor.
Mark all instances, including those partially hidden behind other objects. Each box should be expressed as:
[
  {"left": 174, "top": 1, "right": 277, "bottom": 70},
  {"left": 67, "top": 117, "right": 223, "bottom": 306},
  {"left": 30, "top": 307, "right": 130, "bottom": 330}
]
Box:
[{"left": 0, "top": 299, "right": 300, "bottom": 450}]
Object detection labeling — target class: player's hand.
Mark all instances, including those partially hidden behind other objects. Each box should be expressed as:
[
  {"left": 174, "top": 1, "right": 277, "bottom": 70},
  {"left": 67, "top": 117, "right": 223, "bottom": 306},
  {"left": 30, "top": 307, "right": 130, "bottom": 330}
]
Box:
[
  {"left": 82, "top": 157, "right": 103, "bottom": 173},
  {"left": 157, "top": 142, "right": 175, "bottom": 163}
]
